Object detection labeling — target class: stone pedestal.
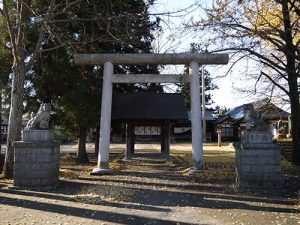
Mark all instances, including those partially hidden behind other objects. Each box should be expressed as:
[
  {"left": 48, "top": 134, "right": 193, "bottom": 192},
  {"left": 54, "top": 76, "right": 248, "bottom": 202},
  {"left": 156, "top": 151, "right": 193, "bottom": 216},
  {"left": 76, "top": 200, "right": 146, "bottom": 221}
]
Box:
[
  {"left": 235, "top": 131, "right": 282, "bottom": 189},
  {"left": 13, "top": 130, "right": 60, "bottom": 188},
  {"left": 22, "top": 130, "right": 54, "bottom": 142}
]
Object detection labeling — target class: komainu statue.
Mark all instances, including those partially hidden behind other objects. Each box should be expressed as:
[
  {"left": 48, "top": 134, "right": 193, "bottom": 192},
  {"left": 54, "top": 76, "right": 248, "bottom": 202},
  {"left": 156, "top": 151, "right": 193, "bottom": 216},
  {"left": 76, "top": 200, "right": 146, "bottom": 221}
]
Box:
[
  {"left": 243, "top": 104, "right": 267, "bottom": 131},
  {"left": 25, "top": 103, "right": 51, "bottom": 130}
]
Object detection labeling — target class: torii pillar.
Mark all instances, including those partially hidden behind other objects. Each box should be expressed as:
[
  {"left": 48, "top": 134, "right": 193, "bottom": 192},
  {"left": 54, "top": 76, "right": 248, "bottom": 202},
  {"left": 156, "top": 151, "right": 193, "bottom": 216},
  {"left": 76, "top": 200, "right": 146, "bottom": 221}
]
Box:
[{"left": 74, "top": 53, "right": 229, "bottom": 175}]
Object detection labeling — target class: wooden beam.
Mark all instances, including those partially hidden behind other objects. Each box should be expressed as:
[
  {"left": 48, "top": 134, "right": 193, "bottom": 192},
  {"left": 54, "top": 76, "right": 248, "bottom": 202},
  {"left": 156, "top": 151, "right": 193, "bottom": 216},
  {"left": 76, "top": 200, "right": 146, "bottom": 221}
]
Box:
[
  {"left": 161, "top": 121, "right": 170, "bottom": 159},
  {"left": 125, "top": 123, "right": 135, "bottom": 159}
]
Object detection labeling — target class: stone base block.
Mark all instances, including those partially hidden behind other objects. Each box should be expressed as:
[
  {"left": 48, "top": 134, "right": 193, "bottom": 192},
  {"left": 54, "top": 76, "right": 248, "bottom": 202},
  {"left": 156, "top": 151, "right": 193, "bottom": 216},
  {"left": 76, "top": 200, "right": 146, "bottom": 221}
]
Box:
[
  {"left": 242, "top": 131, "right": 273, "bottom": 144},
  {"left": 235, "top": 140, "right": 282, "bottom": 189},
  {"left": 22, "top": 130, "right": 54, "bottom": 142},
  {"left": 90, "top": 167, "right": 113, "bottom": 175},
  {"left": 13, "top": 141, "right": 60, "bottom": 188}
]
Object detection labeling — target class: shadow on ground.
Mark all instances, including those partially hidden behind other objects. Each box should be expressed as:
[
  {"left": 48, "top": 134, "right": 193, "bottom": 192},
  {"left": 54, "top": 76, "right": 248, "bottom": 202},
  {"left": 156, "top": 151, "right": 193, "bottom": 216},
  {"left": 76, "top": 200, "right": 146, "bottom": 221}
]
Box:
[{"left": 0, "top": 152, "right": 299, "bottom": 224}]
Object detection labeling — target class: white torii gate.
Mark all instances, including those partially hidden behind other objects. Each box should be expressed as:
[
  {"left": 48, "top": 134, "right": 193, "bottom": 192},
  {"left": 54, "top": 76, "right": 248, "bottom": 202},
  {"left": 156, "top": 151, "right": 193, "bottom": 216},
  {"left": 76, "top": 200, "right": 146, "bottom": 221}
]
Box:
[{"left": 74, "top": 53, "right": 229, "bottom": 174}]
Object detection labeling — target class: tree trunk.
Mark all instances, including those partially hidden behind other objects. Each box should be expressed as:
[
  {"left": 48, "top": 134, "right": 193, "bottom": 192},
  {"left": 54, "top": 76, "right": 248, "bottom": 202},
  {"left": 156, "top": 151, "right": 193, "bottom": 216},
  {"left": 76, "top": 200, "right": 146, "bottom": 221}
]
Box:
[
  {"left": 282, "top": 0, "right": 300, "bottom": 165},
  {"left": 1, "top": 0, "right": 32, "bottom": 178},
  {"left": 288, "top": 76, "right": 300, "bottom": 165},
  {"left": 0, "top": 93, "right": 2, "bottom": 173},
  {"left": 94, "top": 124, "right": 100, "bottom": 156},
  {"left": 0, "top": 93, "right": 2, "bottom": 151},
  {"left": 76, "top": 126, "right": 89, "bottom": 164},
  {"left": 2, "top": 61, "right": 26, "bottom": 178}
]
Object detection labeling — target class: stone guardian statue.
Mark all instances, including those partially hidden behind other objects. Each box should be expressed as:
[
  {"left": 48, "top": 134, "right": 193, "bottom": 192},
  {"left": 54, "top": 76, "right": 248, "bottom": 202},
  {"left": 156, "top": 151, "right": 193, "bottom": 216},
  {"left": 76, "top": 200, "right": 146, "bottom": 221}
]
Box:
[
  {"left": 25, "top": 103, "right": 51, "bottom": 130},
  {"left": 243, "top": 104, "right": 267, "bottom": 131}
]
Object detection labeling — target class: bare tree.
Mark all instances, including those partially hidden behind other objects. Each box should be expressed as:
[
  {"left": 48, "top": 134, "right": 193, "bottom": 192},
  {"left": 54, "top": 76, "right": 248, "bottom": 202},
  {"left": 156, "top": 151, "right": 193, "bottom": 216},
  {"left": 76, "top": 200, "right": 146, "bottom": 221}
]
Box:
[
  {"left": 186, "top": 0, "right": 300, "bottom": 165},
  {"left": 0, "top": 0, "right": 56, "bottom": 178}
]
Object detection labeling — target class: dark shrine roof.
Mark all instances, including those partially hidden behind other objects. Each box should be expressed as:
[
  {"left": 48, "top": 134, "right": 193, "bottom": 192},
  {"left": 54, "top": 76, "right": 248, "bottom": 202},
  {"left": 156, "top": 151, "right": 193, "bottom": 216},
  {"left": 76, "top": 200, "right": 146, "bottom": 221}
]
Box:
[
  {"left": 214, "top": 98, "right": 290, "bottom": 124},
  {"left": 112, "top": 92, "right": 188, "bottom": 121}
]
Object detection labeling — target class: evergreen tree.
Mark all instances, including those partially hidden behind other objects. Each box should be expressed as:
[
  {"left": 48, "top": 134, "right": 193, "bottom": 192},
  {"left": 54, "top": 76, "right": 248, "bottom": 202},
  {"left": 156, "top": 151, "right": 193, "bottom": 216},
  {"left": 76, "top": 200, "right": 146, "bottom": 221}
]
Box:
[
  {"left": 0, "top": 0, "right": 161, "bottom": 174},
  {"left": 26, "top": 0, "right": 161, "bottom": 163},
  {"left": 176, "top": 43, "right": 218, "bottom": 109}
]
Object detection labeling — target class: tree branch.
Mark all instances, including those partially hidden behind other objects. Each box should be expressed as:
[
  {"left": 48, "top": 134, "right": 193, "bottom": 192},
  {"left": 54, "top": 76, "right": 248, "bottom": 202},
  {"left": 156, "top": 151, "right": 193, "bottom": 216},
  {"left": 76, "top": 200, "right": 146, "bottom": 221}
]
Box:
[
  {"left": 26, "top": 0, "right": 56, "bottom": 69},
  {"left": 2, "top": 0, "right": 18, "bottom": 58},
  {"left": 261, "top": 71, "right": 289, "bottom": 95},
  {"left": 211, "top": 47, "right": 287, "bottom": 72}
]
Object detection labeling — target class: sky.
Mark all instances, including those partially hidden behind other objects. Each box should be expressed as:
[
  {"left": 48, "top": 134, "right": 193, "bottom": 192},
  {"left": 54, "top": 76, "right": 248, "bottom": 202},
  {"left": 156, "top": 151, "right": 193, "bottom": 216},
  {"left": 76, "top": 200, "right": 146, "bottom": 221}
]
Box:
[
  {"left": 0, "top": 1, "right": 260, "bottom": 110},
  {"left": 149, "top": 0, "right": 254, "bottom": 109}
]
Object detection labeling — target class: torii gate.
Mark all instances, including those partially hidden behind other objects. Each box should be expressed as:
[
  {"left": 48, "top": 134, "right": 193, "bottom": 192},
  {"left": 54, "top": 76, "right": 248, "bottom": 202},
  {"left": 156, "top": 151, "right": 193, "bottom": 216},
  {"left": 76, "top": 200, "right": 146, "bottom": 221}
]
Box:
[{"left": 74, "top": 53, "right": 229, "bottom": 175}]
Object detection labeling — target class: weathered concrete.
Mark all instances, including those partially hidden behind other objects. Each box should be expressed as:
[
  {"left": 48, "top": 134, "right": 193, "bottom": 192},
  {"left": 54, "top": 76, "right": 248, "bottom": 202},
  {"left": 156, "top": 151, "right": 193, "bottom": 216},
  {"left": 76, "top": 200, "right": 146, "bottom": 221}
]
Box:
[
  {"left": 112, "top": 74, "right": 190, "bottom": 83},
  {"left": 92, "top": 61, "right": 113, "bottom": 175},
  {"left": 74, "top": 53, "right": 229, "bottom": 175},
  {"left": 242, "top": 131, "right": 273, "bottom": 144},
  {"left": 217, "top": 130, "right": 222, "bottom": 147},
  {"left": 235, "top": 131, "right": 282, "bottom": 189},
  {"left": 189, "top": 61, "right": 204, "bottom": 171},
  {"left": 201, "top": 66, "right": 206, "bottom": 142},
  {"left": 13, "top": 141, "right": 60, "bottom": 187},
  {"left": 74, "top": 53, "right": 229, "bottom": 65},
  {"left": 22, "top": 130, "right": 53, "bottom": 142}
]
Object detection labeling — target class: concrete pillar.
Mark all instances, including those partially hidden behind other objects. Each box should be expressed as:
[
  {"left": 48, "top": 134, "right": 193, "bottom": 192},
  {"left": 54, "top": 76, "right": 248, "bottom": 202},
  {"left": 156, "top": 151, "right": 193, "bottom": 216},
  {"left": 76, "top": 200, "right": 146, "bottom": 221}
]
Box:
[
  {"left": 217, "top": 130, "right": 222, "bottom": 147},
  {"left": 189, "top": 61, "right": 204, "bottom": 172},
  {"left": 91, "top": 62, "right": 113, "bottom": 175},
  {"left": 201, "top": 65, "right": 207, "bottom": 142}
]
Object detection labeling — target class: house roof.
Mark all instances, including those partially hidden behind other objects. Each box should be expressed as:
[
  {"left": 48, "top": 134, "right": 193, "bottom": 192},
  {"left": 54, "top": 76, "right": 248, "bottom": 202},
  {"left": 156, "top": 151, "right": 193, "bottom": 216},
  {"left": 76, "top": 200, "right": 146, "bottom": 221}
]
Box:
[
  {"left": 215, "top": 99, "right": 290, "bottom": 124},
  {"left": 252, "top": 99, "right": 290, "bottom": 120},
  {"left": 214, "top": 115, "right": 230, "bottom": 124},
  {"left": 112, "top": 92, "right": 189, "bottom": 121}
]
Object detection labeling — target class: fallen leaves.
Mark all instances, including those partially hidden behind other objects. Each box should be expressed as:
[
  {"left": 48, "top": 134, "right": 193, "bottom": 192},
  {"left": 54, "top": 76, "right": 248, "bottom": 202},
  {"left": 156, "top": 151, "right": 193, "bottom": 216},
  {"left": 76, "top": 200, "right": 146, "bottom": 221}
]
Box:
[{"left": 59, "top": 169, "right": 79, "bottom": 179}]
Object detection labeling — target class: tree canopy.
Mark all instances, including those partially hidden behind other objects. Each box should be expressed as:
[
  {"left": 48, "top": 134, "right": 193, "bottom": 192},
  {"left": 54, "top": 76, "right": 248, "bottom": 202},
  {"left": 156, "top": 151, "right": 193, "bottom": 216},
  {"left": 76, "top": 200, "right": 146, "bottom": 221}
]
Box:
[
  {"left": 23, "top": 0, "right": 161, "bottom": 163},
  {"left": 189, "top": 0, "right": 300, "bottom": 164},
  {"left": 0, "top": 0, "right": 161, "bottom": 176}
]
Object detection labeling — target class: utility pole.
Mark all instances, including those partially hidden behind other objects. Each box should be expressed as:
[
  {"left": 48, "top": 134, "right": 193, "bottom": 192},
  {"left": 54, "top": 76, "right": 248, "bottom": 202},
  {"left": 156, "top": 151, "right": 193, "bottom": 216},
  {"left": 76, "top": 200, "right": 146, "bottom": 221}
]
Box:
[{"left": 201, "top": 66, "right": 207, "bottom": 142}]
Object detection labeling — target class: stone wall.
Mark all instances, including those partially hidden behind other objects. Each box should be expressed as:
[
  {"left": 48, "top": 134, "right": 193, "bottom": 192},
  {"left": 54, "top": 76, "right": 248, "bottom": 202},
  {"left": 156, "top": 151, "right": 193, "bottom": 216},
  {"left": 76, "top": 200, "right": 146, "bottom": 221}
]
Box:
[
  {"left": 235, "top": 131, "right": 282, "bottom": 189},
  {"left": 13, "top": 141, "right": 60, "bottom": 187}
]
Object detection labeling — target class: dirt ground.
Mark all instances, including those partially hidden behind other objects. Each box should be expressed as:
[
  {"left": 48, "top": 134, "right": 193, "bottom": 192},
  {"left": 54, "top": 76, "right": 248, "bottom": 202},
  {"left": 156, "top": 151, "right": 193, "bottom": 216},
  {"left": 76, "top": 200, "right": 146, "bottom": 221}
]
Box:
[{"left": 0, "top": 143, "right": 299, "bottom": 225}]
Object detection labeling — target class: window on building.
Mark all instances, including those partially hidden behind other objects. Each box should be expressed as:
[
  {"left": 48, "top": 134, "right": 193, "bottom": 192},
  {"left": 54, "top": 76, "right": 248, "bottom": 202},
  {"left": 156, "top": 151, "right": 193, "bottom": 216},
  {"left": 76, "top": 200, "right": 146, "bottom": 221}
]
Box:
[{"left": 221, "top": 124, "right": 234, "bottom": 137}]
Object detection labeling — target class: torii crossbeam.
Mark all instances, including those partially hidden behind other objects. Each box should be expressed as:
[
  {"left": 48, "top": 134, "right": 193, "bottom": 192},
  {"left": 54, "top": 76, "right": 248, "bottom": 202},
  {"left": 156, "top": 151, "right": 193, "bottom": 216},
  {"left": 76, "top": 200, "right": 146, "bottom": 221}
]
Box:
[{"left": 74, "top": 53, "right": 229, "bottom": 175}]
